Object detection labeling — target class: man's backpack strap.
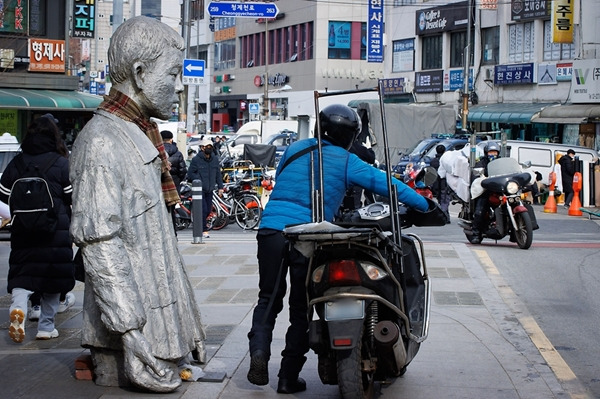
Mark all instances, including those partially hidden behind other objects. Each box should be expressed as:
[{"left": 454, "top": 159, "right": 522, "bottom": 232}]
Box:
[{"left": 278, "top": 144, "right": 319, "bottom": 174}]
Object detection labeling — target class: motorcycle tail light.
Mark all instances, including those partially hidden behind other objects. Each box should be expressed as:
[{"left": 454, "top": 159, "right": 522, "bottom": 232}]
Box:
[
  {"left": 333, "top": 338, "right": 352, "bottom": 347},
  {"left": 506, "top": 181, "right": 519, "bottom": 194},
  {"left": 328, "top": 260, "right": 361, "bottom": 285},
  {"left": 361, "top": 262, "right": 388, "bottom": 280},
  {"left": 312, "top": 265, "right": 325, "bottom": 283}
]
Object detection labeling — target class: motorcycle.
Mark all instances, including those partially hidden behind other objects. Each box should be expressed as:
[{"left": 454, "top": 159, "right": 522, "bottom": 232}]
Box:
[
  {"left": 173, "top": 181, "right": 193, "bottom": 230},
  {"left": 284, "top": 199, "right": 445, "bottom": 398},
  {"left": 400, "top": 162, "right": 437, "bottom": 199},
  {"left": 457, "top": 157, "right": 538, "bottom": 249}
]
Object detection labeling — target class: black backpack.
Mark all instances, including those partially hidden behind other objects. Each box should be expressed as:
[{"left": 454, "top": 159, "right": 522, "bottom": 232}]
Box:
[{"left": 8, "top": 153, "right": 60, "bottom": 234}]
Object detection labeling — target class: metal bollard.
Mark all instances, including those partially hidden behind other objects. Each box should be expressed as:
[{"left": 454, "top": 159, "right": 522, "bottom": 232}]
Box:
[{"left": 192, "top": 179, "right": 204, "bottom": 244}]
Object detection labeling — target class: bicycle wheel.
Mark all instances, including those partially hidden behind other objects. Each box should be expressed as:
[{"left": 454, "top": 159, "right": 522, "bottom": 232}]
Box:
[
  {"left": 233, "top": 194, "right": 262, "bottom": 230},
  {"left": 210, "top": 203, "right": 229, "bottom": 230}
]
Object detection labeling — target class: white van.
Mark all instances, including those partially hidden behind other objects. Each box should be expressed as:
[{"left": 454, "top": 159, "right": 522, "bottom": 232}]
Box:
[
  {"left": 236, "top": 120, "right": 299, "bottom": 138},
  {"left": 503, "top": 140, "right": 598, "bottom": 185}
]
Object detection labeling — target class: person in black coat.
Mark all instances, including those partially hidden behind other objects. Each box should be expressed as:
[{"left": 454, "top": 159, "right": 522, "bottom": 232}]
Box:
[
  {"left": 558, "top": 149, "right": 576, "bottom": 207},
  {"left": 0, "top": 115, "right": 75, "bottom": 343},
  {"left": 160, "top": 130, "right": 187, "bottom": 193}
]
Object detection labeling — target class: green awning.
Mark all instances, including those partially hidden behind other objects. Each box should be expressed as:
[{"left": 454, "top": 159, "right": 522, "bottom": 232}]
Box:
[
  {"left": 468, "top": 103, "right": 557, "bottom": 124},
  {"left": 0, "top": 88, "right": 103, "bottom": 110}
]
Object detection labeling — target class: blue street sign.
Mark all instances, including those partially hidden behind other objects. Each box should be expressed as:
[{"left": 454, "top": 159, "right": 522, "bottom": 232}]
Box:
[
  {"left": 249, "top": 103, "right": 260, "bottom": 115},
  {"left": 183, "top": 59, "right": 205, "bottom": 78},
  {"left": 183, "top": 59, "right": 205, "bottom": 85},
  {"left": 207, "top": 2, "right": 279, "bottom": 18}
]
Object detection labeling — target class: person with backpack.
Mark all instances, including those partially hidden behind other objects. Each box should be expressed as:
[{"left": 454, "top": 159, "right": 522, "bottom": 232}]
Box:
[
  {"left": 160, "top": 130, "right": 187, "bottom": 193},
  {"left": 0, "top": 115, "right": 75, "bottom": 343}
]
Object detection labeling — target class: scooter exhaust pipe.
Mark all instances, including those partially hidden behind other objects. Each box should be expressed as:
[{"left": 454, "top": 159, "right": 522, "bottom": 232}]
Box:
[{"left": 374, "top": 320, "right": 407, "bottom": 376}]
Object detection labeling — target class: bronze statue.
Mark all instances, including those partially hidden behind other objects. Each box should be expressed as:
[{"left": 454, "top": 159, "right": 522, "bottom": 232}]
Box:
[{"left": 69, "top": 16, "right": 205, "bottom": 393}]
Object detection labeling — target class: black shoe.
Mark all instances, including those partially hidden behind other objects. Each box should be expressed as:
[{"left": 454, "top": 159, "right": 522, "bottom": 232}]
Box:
[
  {"left": 277, "top": 377, "right": 306, "bottom": 394},
  {"left": 247, "top": 350, "right": 269, "bottom": 386}
]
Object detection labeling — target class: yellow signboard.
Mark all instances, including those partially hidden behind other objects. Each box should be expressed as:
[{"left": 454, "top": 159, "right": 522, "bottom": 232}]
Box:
[{"left": 551, "top": 0, "right": 574, "bottom": 44}]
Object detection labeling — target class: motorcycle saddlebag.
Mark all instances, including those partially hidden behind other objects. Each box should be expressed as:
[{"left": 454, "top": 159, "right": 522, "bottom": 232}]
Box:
[{"left": 525, "top": 203, "right": 539, "bottom": 230}]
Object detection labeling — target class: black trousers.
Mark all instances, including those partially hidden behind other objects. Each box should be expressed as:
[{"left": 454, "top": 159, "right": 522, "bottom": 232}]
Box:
[{"left": 248, "top": 228, "right": 309, "bottom": 379}]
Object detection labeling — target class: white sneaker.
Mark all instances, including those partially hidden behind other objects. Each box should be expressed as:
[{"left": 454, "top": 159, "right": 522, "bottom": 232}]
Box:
[
  {"left": 203, "top": 231, "right": 210, "bottom": 238},
  {"left": 36, "top": 328, "right": 59, "bottom": 340},
  {"left": 58, "top": 292, "right": 75, "bottom": 313},
  {"left": 29, "top": 305, "right": 41, "bottom": 321}
]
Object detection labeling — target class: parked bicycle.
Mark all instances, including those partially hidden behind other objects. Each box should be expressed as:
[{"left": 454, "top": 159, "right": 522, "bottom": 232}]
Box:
[{"left": 208, "top": 178, "right": 263, "bottom": 230}]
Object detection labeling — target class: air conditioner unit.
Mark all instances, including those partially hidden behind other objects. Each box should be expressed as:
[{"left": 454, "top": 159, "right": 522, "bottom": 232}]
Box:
[{"left": 485, "top": 68, "right": 494, "bottom": 80}]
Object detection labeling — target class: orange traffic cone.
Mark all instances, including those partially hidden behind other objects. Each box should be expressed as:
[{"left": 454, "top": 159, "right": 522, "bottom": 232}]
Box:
[
  {"left": 568, "top": 172, "right": 583, "bottom": 216},
  {"left": 544, "top": 171, "right": 557, "bottom": 213}
]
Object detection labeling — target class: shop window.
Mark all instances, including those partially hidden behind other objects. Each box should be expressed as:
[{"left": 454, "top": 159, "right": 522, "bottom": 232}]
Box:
[
  {"left": 508, "top": 22, "right": 534, "bottom": 63},
  {"left": 543, "top": 20, "right": 576, "bottom": 61},
  {"left": 482, "top": 26, "right": 499, "bottom": 65},
  {"left": 421, "top": 35, "right": 442, "bottom": 70}
]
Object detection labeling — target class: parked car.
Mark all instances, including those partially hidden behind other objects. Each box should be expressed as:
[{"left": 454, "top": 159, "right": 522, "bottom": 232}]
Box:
[
  {"left": 264, "top": 130, "right": 298, "bottom": 165},
  {"left": 392, "top": 137, "right": 442, "bottom": 174}
]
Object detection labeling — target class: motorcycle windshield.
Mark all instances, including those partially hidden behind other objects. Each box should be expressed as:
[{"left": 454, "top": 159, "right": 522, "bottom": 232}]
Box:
[{"left": 486, "top": 157, "right": 523, "bottom": 177}]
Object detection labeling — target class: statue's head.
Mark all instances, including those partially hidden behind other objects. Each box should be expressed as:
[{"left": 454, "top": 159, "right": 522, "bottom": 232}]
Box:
[{"left": 108, "top": 16, "right": 185, "bottom": 120}]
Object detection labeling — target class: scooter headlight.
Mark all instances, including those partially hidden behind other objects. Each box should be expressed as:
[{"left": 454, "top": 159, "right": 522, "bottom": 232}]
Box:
[
  {"left": 360, "top": 262, "right": 388, "bottom": 280},
  {"left": 506, "top": 181, "right": 519, "bottom": 195}
]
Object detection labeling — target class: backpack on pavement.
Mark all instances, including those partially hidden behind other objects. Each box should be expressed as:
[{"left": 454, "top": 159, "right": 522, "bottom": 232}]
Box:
[{"left": 9, "top": 153, "right": 60, "bottom": 234}]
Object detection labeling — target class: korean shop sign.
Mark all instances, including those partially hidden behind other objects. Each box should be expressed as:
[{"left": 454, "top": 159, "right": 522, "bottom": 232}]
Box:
[
  {"left": 416, "top": 1, "right": 468, "bottom": 35},
  {"left": 551, "top": 0, "right": 573, "bottom": 44},
  {"left": 73, "top": 0, "right": 96, "bottom": 38},
  {"left": 415, "top": 70, "right": 443, "bottom": 93},
  {"left": 511, "top": 0, "right": 549, "bottom": 21},
  {"left": 367, "top": 0, "right": 383, "bottom": 63},
  {"left": 494, "top": 63, "right": 535, "bottom": 85},
  {"left": 0, "top": 0, "right": 28, "bottom": 33},
  {"left": 28, "top": 38, "right": 65, "bottom": 73}
]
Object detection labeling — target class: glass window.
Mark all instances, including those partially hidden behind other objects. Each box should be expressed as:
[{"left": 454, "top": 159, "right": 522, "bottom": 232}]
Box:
[
  {"left": 421, "top": 35, "right": 442, "bottom": 70},
  {"left": 508, "top": 22, "right": 534, "bottom": 63},
  {"left": 214, "top": 39, "right": 235, "bottom": 71},
  {"left": 482, "top": 26, "right": 499, "bottom": 65},
  {"left": 328, "top": 21, "right": 351, "bottom": 59},
  {"left": 543, "top": 20, "right": 576, "bottom": 61},
  {"left": 450, "top": 30, "right": 474, "bottom": 68}
]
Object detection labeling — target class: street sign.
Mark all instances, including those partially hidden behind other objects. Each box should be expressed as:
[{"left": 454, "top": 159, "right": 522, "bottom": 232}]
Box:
[
  {"left": 249, "top": 103, "right": 260, "bottom": 115},
  {"left": 207, "top": 2, "right": 279, "bottom": 18},
  {"left": 182, "top": 59, "right": 205, "bottom": 85}
]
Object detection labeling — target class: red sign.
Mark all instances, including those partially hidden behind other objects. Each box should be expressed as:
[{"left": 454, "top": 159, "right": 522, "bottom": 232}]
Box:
[{"left": 254, "top": 75, "right": 263, "bottom": 87}]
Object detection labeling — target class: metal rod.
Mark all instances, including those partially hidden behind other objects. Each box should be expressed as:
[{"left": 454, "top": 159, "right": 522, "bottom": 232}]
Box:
[{"left": 312, "top": 90, "right": 324, "bottom": 222}]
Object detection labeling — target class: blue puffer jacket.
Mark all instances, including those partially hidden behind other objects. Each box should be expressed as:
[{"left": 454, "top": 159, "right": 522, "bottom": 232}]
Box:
[{"left": 260, "top": 138, "right": 430, "bottom": 231}]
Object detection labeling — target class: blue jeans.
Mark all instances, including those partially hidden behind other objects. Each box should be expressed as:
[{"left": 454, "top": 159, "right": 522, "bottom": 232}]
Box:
[{"left": 248, "top": 229, "right": 309, "bottom": 379}]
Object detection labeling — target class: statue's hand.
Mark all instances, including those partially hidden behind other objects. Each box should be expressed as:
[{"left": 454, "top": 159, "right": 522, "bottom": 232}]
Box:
[{"left": 122, "top": 330, "right": 181, "bottom": 393}]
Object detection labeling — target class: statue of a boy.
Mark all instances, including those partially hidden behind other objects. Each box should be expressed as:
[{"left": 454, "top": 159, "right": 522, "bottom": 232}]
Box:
[{"left": 69, "top": 16, "right": 205, "bottom": 393}]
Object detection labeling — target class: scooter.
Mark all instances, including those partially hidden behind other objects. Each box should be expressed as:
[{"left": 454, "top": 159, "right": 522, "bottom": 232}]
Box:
[
  {"left": 457, "top": 157, "right": 538, "bottom": 249},
  {"left": 283, "top": 84, "right": 446, "bottom": 398}
]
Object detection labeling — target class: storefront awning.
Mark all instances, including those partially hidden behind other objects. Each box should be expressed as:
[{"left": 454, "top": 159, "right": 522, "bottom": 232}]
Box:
[
  {"left": 0, "top": 88, "right": 102, "bottom": 110},
  {"left": 468, "top": 103, "right": 557, "bottom": 124},
  {"left": 530, "top": 103, "right": 600, "bottom": 124}
]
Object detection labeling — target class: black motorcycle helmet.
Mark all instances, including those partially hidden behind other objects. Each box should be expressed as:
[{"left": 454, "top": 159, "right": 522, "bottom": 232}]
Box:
[{"left": 319, "top": 104, "right": 362, "bottom": 150}]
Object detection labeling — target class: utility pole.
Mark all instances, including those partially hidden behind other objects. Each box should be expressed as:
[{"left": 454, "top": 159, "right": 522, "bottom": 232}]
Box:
[
  {"left": 262, "top": 19, "right": 269, "bottom": 121},
  {"left": 462, "top": 0, "right": 472, "bottom": 135},
  {"left": 179, "top": 0, "right": 191, "bottom": 140}
]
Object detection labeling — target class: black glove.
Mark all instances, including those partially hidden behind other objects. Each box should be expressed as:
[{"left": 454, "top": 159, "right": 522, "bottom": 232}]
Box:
[{"left": 408, "top": 198, "right": 448, "bottom": 227}]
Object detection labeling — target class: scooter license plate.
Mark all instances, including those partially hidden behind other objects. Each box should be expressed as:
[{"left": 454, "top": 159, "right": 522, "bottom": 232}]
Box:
[{"left": 324, "top": 299, "right": 364, "bottom": 321}]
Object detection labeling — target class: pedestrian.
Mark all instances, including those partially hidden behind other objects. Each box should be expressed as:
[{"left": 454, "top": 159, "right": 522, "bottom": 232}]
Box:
[
  {"left": 69, "top": 16, "right": 205, "bottom": 393},
  {"left": 246, "top": 104, "right": 433, "bottom": 394},
  {"left": 430, "top": 144, "right": 450, "bottom": 222},
  {"left": 0, "top": 115, "right": 75, "bottom": 343},
  {"left": 559, "top": 149, "right": 576, "bottom": 207},
  {"left": 161, "top": 130, "right": 187, "bottom": 192},
  {"left": 186, "top": 138, "right": 224, "bottom": 238}
]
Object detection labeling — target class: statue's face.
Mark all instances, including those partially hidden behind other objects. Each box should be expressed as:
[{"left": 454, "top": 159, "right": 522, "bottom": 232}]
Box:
[{"left": 137, "top": 46, "right": 184, "bottom": 120}]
